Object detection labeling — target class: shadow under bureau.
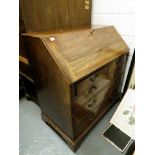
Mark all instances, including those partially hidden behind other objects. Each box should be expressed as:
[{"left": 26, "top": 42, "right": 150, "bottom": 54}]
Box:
[{"left": 23, "top": 26, "right": 129, "bottom": 151}]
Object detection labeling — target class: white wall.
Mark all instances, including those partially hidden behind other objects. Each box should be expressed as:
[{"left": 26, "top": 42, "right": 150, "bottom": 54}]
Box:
[{"left": 91, "top": 0, "right": 135, "bottom": 92}]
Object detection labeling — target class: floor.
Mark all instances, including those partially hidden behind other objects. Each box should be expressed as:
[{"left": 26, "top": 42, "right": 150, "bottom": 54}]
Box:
[{"left": 19, "top": 98, "right": 131, "bottom": 155}]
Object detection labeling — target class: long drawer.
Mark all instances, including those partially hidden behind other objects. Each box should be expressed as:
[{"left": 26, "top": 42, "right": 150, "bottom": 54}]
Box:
[
  {"left": 73, "top": 65, "right": 110, "bottom": 105},
  {"left": 73, "top": 84, "right": 110, "bottom": 136}
]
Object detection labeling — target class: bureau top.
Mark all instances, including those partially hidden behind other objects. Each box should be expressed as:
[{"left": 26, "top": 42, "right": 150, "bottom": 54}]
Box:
[{"left": 24, "top": 26, "right": 129, "bottom": 84}]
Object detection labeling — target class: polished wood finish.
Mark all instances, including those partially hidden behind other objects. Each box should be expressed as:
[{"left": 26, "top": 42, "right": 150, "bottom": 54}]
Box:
[
  {"left": 19, "top": 56, "right": 29, "bottom": 65},
  {"left": 73, "top": 55, "right": 127, "bottom": 138},
  {"left": 67, "top": 0, "right": 92, "bottom": 27},
  {"left": 41, "top": 94, "right": 119, "bottom": 152},
  {"left": 23, "top": 26, "right": 129, "bottom": 151},
  {"left": 20, "top": 0, "right": 92, "bottom": 32},
  {"left": 19, "top": 0, "right": 92, "bottom": 106},
  {"left": 24, "top": 26, "right": 129, "bottom": 83},
  {"left": 24, "top": 36, "right": 74, "bottom": 139},
  {"left": 19, "top": 0, "right": 91, "bottom": 83},
  {"left": 74, "top": 66, "right": 110, "bottom": 106}
]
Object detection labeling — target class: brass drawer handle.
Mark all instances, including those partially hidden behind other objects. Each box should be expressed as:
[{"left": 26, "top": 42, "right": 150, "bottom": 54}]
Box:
[
  {"left": 90, "top": 73, "right": 99, "bottom": 82},
  {"left": 88, "top": 85, "right": 97, "bottom": 94},
  {"left": 88, "top": 99, "right": 97, "bottom": 108},
  {"left": 90, "top": 29, "right": 95, "bottom": 35},
  {"left": 93, "top": 99, "right": 96, "bottom": 103}
]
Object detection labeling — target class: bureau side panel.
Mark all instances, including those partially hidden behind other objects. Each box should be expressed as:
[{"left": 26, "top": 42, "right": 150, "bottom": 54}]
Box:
[{"left": 24, "top": 36, "right": 74, "bottom": 139}]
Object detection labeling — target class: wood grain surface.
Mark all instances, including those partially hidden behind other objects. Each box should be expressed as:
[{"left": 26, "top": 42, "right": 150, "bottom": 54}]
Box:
[
  {"left": 41, "top": 26, "right": 129, "bottom": 83},
  {"left": 23, "top": 26, "right": 129, "bottom": 151},
  {"left": 20, "top": 0, "right": 92, "bottom": 32},
  {"left": 72, "top": 55, "right": 128, "bottom": 138},
  {"left": 24, "top": 36, "right": 74, "bottom": 139}
]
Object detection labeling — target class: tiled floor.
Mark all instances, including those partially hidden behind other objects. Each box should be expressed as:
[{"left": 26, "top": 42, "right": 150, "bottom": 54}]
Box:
[{"left": 19, "top": 98, "right": 131, "bottom": 155}]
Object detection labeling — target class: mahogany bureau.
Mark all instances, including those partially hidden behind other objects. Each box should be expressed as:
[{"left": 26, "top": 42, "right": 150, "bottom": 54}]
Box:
[{"left": 23, "top": 26, "right": 129, "bottom": 151}]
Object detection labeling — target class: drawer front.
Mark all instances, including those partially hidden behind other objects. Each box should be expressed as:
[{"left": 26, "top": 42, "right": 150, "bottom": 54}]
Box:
[
  {"left": 84, "top": 85, "right": 110, "bottom": 115},
  {"left": 73, "top": 65, "right": 110, "bottom": 105},
  {"left": 73, "top": 85, "right": 110, "bottom": 136},
  {"left": 73, "top": 54, "right": 127, "bottom": 137},
  {"left": 73, "top": 54, "right": 127, "bottom": 106}
]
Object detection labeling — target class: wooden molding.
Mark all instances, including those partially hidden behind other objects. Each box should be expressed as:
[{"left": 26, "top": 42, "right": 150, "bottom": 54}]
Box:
[
  {"left": 19, "top": 55, "right": 29, "bottom": 65},
  {"left": 41, "top": 95, "right": 119, "bottom": 152},
  {"left": 19, "top": 71, "right": 34, "bottom": 83}
]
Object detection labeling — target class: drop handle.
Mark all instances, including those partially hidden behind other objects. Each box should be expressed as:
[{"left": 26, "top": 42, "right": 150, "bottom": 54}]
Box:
[
  {"left": 88, "top": 99, "right": 97, "bottom": 108},
  {"left": 90, "top": 74, "right": 99, "bottom": 82},
  {"left": 88, "top": 85, "right": 97, "bottom": 94},
  {"left": 89, "top": 29, "right": 96, "bottom": 38},
  {"left": 90, "top": 29, "right": 95, "bottom": 35},
  {"left": 92, "top": 99, "right": 96, "bottom": 104}
]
